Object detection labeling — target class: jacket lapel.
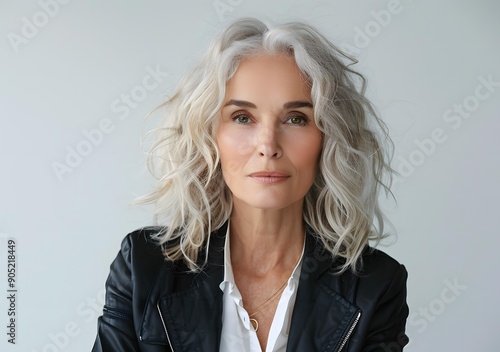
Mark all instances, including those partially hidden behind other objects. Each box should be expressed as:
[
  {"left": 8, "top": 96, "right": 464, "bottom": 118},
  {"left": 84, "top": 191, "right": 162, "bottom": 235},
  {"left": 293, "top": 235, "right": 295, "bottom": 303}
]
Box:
[
  {"left": 286, "top": 232, "right": 361, "bottom": 352},
  {"left": 157, "top": 271, "right": 223, "bottom": 351},
  {"left": 140, "top": 224, "right": 226, "bottom": 350}
]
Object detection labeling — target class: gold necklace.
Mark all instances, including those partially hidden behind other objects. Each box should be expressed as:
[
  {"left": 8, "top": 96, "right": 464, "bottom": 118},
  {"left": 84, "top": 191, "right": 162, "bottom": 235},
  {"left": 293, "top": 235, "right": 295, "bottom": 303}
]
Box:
[
  {"left": 247, "top": 249, "right": 303, "bottom": 332},
  {"left": 248, "top": 278, "right": 289, "bottom": 331}
]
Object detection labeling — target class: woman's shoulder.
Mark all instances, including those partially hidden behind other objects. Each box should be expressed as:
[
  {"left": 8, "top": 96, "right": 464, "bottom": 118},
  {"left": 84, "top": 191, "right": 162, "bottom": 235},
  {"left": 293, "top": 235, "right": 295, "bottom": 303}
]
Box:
[
  {"left": 114, "top": 226, "right": 168, "bottom": 273},
  {"left": 359, "top": 246, "right": 406, "bottom": 277},
  {"left": 119, "top": 226, "right": 164, "bottom": 255},
  {"left": 116, "top": 226, "right": 194, "bottom": 274},
  {"left": 352, "top": 246, "right": 408, "bottom": 299}
]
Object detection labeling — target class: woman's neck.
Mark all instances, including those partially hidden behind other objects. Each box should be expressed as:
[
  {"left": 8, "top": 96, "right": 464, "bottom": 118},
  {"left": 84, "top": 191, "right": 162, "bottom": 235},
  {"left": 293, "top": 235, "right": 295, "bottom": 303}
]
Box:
[{"left": 228, "top": 199, "right": 306, "bottom": 277}]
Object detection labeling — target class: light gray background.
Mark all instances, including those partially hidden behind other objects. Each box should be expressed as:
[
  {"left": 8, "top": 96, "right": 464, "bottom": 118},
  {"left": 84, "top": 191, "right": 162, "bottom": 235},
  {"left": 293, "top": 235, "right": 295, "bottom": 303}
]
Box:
[{"left": 1, "top": 0, "right": 499, "bottom": 351}]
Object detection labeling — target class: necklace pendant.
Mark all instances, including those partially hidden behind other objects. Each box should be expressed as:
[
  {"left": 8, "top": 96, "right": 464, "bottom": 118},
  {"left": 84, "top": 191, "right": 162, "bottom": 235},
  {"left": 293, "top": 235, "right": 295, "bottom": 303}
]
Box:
[{"left": 250, "top": 318, "right": 259, "bottom": 332}]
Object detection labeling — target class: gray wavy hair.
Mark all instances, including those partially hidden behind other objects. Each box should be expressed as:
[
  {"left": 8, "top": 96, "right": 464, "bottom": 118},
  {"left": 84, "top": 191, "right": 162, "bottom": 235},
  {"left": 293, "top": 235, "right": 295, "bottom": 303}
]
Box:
[{"left": 137, "top": 17, "right": 395, "bottom": 273}]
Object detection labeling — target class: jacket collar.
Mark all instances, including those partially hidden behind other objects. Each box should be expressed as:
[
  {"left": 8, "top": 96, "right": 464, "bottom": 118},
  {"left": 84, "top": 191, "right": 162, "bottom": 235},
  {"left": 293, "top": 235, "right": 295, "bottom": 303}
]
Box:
[{"left": 140, "top": 222, "right": 361, "bottom": 351}]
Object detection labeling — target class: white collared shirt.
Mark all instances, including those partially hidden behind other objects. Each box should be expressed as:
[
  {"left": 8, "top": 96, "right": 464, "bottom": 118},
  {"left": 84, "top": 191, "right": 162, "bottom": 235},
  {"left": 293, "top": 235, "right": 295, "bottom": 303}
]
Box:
[{"left": 219, "top": 226, "right": 304, "bottom": 352}]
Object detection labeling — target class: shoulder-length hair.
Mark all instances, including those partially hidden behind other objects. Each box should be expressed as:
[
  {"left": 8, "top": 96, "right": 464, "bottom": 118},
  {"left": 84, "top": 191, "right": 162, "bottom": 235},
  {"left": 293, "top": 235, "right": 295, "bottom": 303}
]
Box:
[{"left": 138, "top": 17, "right": 395, "bottom": 273}]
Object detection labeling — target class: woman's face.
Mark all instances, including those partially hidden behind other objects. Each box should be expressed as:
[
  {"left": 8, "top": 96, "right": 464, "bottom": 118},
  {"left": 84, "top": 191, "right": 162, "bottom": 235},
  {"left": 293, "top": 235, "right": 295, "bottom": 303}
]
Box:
[{"left": 215, "top": 54, "right": 323, "bottom": 211}]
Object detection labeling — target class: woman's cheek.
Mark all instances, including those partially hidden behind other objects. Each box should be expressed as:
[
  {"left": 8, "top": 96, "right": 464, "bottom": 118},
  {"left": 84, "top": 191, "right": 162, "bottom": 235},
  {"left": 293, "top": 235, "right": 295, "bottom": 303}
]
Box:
[
  {"left": 219, "top": 128, "right": 254, "bottom": 175},
  {"left": 224, "top": 128, "right": 254, "bottom": 155}
]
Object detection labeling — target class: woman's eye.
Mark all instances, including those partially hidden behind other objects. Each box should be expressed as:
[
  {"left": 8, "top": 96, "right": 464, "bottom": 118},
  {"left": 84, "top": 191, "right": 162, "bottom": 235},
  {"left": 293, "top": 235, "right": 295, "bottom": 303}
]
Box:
[
  {"left": 287, "top": 115, "right": 308, "bottom": 125},
  {"left": 232, "top": 114, "right": 251, "bottom": 124}
]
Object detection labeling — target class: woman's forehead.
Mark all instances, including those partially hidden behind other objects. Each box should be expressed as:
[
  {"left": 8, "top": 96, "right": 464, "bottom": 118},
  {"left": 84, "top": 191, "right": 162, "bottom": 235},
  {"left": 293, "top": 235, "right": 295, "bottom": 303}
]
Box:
[{"left": 225, "top": 54, "right": 312, "bottom": 103}]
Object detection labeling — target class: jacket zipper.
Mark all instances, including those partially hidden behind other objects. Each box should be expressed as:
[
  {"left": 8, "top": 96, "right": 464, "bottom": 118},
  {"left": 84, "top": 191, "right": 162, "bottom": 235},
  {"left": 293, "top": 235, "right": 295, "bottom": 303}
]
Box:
[
  {"left": 102, "top": 306, "right": 132, "bottom": 321},
  {"left": 156, "top": 302, "right": 175, "bottom": 351},
  {"left": 335, "top": 310, "right": 361, "bottom": 352}
]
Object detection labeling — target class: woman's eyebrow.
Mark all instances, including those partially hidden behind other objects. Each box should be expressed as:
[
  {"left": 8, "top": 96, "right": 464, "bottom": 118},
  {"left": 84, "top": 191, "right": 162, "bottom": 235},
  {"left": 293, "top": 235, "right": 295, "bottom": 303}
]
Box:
[
  {"left": 283, "top": 101, "right": 313, "bottom": 109},
  {"left": 223, "top": 99, "right": 313, "bottom": 109},
  {"left": 223, "top": 99, "right": 256, "bottom": 108}
]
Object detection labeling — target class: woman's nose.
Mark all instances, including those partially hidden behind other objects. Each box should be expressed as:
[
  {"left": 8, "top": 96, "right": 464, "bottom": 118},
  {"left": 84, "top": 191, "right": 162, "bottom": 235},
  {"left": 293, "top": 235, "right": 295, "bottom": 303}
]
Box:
[{"left": 256, "top": 125, "right": 282, "bottom": 158}]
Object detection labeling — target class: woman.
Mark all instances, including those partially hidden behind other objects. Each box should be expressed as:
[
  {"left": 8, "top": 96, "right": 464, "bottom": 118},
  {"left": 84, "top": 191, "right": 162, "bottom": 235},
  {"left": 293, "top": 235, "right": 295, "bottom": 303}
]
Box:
[{"left": 93, "top": 18, "right": 409, "bottom": 352}]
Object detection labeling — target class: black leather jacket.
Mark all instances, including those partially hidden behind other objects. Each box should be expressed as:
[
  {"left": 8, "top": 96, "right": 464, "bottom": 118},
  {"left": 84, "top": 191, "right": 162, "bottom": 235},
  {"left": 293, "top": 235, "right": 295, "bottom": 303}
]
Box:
[{"left": 92, "top": 222, "right": 409, "bottom": 351}]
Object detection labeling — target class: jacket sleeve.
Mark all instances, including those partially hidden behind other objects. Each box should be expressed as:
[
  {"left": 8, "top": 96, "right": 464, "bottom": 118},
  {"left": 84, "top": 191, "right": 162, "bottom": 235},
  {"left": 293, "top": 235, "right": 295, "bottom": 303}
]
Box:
[
  {"left": 92, "top": 235, "right": 141, "bottom": 352},
  {"left": 361, "top": 264, "right": 410, "bottom": 352}
]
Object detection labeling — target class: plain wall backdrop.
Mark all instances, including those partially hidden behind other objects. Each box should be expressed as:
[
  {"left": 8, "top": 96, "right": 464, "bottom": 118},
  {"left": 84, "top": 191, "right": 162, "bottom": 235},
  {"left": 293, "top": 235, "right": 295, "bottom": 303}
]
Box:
[{"left": 1, "top": 0, "right": 499, "bottom": 351}]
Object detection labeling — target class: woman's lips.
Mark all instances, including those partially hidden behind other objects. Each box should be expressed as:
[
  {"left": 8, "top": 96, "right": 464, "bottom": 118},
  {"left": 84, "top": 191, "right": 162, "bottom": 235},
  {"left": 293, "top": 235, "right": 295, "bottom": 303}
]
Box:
[{"left": 248, "top": 171, "right": 290, "bottom": 184}]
